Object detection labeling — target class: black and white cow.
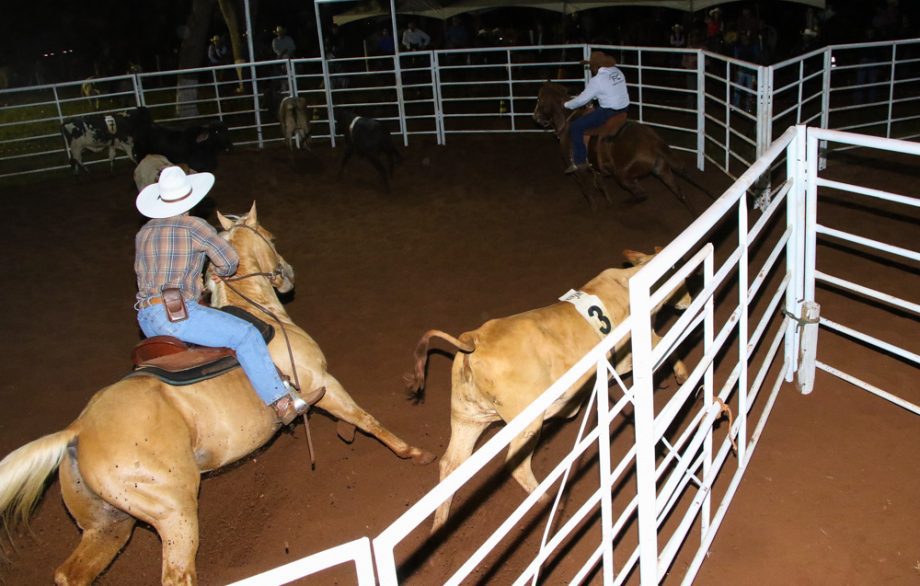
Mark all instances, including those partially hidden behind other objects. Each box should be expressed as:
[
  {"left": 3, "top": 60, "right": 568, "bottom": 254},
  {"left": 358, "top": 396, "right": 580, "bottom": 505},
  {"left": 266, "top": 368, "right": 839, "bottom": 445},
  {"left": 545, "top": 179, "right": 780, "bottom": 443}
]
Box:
[
  {"left": 60, "top": 107, "right": 151, "bottom": 174},
  {"left": 336, "top": 110, "right": 401, "bottom": 192},
  {"left": 134, "top": 120, "right": 233, "bottom": 173}
]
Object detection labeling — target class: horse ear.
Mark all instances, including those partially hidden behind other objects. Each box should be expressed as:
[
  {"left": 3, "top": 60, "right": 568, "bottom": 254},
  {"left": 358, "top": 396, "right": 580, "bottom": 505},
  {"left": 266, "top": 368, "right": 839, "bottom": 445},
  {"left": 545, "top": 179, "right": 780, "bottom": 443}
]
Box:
[
  {"left": 245, "top": 201, "right": 258, "bottom": 225},
  {"left": 217, "top": 210, "right": 235, "bottom": 231},
  {"left": 623, "top": 249, "right": 652, "bottom": 266}
]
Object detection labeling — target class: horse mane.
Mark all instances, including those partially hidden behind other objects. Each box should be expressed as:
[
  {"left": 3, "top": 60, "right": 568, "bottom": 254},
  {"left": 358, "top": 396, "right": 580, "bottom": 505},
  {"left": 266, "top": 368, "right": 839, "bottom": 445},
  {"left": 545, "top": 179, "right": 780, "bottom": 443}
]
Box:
[{"left": 541, "top": 81, "right": 569, "bottom": 99}]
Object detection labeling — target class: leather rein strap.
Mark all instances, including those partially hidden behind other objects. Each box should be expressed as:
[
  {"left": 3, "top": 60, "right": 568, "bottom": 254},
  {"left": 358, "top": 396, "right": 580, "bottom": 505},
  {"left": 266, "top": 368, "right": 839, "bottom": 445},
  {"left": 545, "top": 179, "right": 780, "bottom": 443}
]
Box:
[{"left": 217, "top": 223, "right": 317, "bottom": 468}]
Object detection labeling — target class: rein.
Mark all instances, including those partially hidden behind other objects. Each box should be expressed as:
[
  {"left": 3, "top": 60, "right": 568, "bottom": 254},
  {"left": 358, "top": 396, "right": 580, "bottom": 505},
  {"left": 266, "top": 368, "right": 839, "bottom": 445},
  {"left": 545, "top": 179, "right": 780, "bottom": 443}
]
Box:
[{"left": 216, "top": 223, "right": 318, "bottom": 466}]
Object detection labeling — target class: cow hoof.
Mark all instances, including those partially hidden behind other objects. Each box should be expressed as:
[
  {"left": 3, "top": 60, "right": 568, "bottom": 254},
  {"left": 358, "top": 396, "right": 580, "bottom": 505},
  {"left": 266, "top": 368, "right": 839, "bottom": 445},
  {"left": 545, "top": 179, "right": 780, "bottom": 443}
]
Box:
[{"left": 411, "top": 450, "right": 437, "bottom": 465}]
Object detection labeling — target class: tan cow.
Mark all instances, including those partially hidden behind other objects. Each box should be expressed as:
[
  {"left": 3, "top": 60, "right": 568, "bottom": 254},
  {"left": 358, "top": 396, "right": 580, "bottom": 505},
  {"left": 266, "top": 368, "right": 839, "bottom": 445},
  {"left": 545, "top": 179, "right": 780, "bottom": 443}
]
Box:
[
  {"left": 133, "top": 154, "right": 193, "bottom": 192},
  {"left": 406, "top": 249, "right": 691, "bottom": 532},
  {"left": 278, "top": 96, "right": 311, "bottom": 151}
]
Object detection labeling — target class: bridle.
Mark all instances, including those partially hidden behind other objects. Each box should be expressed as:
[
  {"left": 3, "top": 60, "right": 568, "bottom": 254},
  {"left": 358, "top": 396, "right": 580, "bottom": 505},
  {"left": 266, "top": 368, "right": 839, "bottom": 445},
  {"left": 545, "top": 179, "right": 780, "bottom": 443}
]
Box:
[
  {"left": 215, "top": 220, "right": 318, "bottom": 464},
  {"left": 220, "top": 224, "right": 289, "bottom": 288},
  {"left": 215, "top": 222, "right": 300, "bottom": 392},
  {"left": 536, "top": 86, "right": 576, "bottom": 140}
]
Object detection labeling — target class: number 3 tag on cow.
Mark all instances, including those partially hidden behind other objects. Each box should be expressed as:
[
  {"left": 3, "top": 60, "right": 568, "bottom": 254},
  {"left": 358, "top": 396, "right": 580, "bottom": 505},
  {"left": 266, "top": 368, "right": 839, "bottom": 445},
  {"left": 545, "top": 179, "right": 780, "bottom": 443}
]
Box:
[{"left": 558, "top": 289, "right": 612, "bottom": 337}]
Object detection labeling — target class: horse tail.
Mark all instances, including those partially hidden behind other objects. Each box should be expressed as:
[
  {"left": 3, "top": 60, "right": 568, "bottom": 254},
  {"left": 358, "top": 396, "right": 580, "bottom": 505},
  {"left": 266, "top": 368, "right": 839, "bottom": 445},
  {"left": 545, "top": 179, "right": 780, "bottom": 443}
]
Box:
[
  {"left": 0, "top": 429, "right": 77, "bottom": 529},
  {"left": 404, "top": 329, "right": 476, "bottom": 403},
  {"left": 673, "top": 164, "right": 718, "bottom": 201}
]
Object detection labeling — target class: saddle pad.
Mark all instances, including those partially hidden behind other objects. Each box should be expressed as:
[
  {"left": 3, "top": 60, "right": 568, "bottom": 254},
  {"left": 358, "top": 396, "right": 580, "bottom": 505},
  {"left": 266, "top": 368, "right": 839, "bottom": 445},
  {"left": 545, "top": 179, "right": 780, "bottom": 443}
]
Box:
[
  {"left": 124, "top": 356, "right": 241, "bottom": 386},
  {"left": 559, "top": 289, "right": 614, "bottom": 338}
]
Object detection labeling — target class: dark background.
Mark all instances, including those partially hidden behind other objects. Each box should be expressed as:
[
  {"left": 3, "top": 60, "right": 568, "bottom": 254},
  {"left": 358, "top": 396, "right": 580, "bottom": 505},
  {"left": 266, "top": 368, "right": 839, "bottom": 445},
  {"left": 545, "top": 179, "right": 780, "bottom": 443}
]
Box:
[{"left": 1, "top": 1, "right": 917, "bottom": 88}]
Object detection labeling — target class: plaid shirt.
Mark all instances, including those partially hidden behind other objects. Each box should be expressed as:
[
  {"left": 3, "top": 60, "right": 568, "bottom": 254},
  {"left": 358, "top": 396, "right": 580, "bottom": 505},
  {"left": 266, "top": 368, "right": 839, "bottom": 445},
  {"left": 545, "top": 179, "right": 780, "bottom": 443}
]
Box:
[{"left": 135, "top": 215, "right": 238, "bottom": 305}]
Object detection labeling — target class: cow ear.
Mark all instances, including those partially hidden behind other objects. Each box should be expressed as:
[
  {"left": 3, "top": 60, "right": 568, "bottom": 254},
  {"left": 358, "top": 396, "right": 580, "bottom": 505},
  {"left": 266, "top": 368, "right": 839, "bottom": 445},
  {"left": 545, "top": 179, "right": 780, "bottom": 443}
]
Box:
[
  {"left": 196, "top": 131, "right": 209, "bottom": 143},
  {"left": 217, "top": 210, "right": 235, "bottom": 231},
  {"left": 244, "top": 201, "right": 258, "bottom": 226}
]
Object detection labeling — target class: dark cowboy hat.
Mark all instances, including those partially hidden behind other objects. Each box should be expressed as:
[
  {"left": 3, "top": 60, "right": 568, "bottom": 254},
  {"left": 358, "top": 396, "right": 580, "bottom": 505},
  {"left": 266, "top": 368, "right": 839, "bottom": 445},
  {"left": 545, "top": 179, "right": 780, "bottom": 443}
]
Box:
[{"left": 581, "top": 51, "right": 617, "bottom": 72}]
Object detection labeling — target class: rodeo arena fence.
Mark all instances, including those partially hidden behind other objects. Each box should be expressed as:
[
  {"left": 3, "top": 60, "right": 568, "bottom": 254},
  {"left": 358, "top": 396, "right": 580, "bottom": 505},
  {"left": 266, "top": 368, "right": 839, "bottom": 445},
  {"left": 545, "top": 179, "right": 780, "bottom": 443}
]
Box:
[{"left": 1, "top": 38, "right": 918, "bottom": 584}]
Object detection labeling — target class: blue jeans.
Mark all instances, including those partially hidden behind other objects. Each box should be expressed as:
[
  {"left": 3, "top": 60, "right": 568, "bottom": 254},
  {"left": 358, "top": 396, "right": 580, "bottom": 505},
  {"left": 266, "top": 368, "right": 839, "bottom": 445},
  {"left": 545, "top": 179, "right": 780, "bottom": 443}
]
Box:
[
  {"left": 137, "top": 302, "right": 287, "bottom": 406},
  {"left": 569, "top": 107, "right": 620, "bottom": 165}
]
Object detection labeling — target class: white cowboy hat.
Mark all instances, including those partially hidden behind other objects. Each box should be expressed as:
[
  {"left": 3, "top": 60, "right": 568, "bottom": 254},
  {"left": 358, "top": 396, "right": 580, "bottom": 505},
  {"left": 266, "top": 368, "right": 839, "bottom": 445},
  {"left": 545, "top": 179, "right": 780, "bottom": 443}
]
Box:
[{"left": 136, "top": 166, "right": 214, "bottom": 219}]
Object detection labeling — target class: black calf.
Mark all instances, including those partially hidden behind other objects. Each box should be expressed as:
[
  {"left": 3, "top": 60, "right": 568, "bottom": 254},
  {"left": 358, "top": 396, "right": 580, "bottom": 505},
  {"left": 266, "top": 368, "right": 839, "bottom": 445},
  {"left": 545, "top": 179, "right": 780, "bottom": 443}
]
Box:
[{"left": 336, "top": 111, "right": 400, "bottom": 192}]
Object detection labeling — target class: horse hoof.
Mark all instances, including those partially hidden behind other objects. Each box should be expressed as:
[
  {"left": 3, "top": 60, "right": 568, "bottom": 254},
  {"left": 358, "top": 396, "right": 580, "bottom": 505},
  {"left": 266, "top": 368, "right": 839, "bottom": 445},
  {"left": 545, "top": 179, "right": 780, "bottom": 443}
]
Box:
[{"left": 411, "top": 450, "right": 437, "bottom": 465}]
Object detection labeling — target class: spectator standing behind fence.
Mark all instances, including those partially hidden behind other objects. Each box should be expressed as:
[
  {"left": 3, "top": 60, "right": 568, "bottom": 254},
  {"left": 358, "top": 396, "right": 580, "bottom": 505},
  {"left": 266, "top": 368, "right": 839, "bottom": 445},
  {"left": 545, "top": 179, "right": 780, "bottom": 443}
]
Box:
[
  {"left": 445, "top": 16, "right": 470, "bottom": 50},
  {"left": 705, "top": 8, "right": 723, "bottom": 52},
  {"left": 682, "top": 31, "right": 704, "bottom": 108},
  {"left": 669, "top": 23, "right": 686, "bottom": 67},
  {"left": 272, "top": 25, "right": 295, "bottom": 92},
  {"left": 325, "top": 23, "right": 347, "bottom": 58},
  {"left": 208, "top": 35, "right": 230, "bottom": 67},
  {"left": 402, "top": 21, "right": 431, "bottom": 51},
  {"left": 207, "top": 35, "right": 230, "bottom": 83},
  {"left": 445, "top": 16, "right": 471, "bottom": 66},
  {"left": 272, "top": 26, "right": 296, "bottom": 59},
  {"left": 732, "top": 31, "right": 761, "bottom": 113},
  {"left": 377, "top": 27, "right": 395, "bottom": 55}
]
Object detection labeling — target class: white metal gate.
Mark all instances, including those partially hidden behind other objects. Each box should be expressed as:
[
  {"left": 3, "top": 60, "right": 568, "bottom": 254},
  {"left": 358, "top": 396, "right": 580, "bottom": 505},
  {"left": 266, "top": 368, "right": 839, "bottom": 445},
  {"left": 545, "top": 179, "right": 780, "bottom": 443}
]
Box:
[
  {"left": 2, "top": 39, "right": 918, "bottom": 181},
  {"left": 226, "top": 127, "right": 916, "bottom": 584}
]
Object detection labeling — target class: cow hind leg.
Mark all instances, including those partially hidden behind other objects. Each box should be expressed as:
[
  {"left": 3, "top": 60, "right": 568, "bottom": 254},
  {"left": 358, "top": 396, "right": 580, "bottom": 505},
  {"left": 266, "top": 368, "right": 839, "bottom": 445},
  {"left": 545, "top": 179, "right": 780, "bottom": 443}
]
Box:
[
  {"left": 70, "top": 150, "right": 88, "bottom": 175},
  {"left": 337, "top": 146, "right": 354, "bottom": 179},
  {"left": 55, "top": 451, "right": 137, "bottom": 586},
  {"left": 431, "top": 417, "right": 491, "bottom": 533},
  {"left": 651, "top": 330, "right": 689, "bottom": 385},
  {"left": 363, "top": 154, "right": 391, "bottom": 192},
  {"left": 318, "top": 373, "right": 435, "bottom": 465},
  {"left": 505, "top": 419, "right": 547, "bottom": 498}
]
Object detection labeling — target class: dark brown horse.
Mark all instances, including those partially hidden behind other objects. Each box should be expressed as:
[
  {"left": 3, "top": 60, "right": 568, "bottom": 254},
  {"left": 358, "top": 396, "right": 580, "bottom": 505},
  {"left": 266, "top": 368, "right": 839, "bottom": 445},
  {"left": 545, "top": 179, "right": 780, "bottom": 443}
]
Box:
[{"left": 532, "top": 81, "right": 698, "bottom": 212}]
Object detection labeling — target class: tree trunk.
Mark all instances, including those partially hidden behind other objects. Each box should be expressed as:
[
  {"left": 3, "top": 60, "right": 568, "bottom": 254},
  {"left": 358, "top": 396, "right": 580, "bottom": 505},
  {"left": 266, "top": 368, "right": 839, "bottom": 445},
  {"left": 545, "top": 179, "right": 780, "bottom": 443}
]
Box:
[
  {"left": 217, "top": 0, "right": 245, "bottom": 91},
  {"left": 176, "top": 0, "right": 215, "bottom": 116},
  {"left": 178, "top": 0, "right": 214, "bottom": 70}
]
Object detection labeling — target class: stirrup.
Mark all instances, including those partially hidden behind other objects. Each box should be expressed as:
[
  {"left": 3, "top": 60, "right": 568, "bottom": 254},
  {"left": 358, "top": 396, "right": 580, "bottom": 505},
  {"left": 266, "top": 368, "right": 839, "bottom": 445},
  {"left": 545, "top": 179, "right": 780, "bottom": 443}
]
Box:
[
  {"left": 273, "top": 391, "right": 307, "bottom": 426},
  {"left": 564, "top": 162, "right": 591, "bottom": 175}
]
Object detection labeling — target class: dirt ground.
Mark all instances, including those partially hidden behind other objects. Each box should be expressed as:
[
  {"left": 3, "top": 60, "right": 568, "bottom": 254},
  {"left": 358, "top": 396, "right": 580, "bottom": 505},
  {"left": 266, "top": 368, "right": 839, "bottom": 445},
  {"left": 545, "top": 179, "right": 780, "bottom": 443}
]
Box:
[{"left": 0, "top": 134, "right": 917, "bottom": 585}]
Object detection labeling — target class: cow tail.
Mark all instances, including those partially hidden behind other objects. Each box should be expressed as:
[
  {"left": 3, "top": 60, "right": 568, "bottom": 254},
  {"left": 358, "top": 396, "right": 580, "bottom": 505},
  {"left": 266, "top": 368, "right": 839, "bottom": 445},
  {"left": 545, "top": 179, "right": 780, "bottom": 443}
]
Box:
[{"left": 404, "top": 329, "right": 475, "bottom": 404}]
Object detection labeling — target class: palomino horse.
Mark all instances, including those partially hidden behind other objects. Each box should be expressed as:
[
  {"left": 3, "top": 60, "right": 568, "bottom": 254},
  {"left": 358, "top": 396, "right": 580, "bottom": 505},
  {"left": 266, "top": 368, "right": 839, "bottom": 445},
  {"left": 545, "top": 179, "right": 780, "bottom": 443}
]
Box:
[
  {"left": 532, "top": 81, "right": 697, "bottom": 212},
  {"left": 0, "top": 203, "right": 434, "bottom": 585}
]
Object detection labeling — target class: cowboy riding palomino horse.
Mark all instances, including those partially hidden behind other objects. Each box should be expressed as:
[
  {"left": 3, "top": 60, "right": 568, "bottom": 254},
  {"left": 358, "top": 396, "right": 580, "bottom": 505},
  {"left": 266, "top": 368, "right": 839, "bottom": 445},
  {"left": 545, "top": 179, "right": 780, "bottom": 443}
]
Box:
[
  {"left": 533, "top": 80, "right": 697, "bottom": 213},
  {"left": 0, "top": 203, "right": 434, "bottom": 585}
]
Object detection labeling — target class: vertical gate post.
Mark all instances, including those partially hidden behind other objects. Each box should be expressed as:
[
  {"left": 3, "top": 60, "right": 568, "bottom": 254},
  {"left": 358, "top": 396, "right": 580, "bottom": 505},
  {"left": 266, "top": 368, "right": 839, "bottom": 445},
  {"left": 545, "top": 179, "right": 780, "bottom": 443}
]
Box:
[
  {"left": 628, "top": 274, "right": 659, "bottom": 585},
  {"left": 794, "top": 302, "right": 822, "bottom": 394},
  {"left": 818, "top": 48, "right": 832, "bottom": 170},
  {"left": 320, "top": 59, "right": 336, "bottom": 148},
  {"left": 696, "top": 48, "right": 705, "bottom": 171},
  {"left": 432, "top": 51, "right": 445, "bottom": 145},
  {"left": 785, "top": 125, "right": 808, "bottom": 381}
]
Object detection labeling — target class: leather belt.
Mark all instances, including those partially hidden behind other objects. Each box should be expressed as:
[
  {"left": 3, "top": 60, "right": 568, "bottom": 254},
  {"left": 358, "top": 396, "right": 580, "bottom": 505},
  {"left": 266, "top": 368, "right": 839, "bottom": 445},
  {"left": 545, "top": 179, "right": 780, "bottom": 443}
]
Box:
[{"left": 139, "top": 296, "right": 164, "bottom": 309}]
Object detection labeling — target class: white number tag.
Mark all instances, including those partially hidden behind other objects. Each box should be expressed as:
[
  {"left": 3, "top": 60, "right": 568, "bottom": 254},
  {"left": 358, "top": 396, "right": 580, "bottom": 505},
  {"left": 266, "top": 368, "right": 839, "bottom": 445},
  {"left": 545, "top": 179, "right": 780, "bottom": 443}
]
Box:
[{"left": 559, "top": 289, "right": 613, "bottom": 337}]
